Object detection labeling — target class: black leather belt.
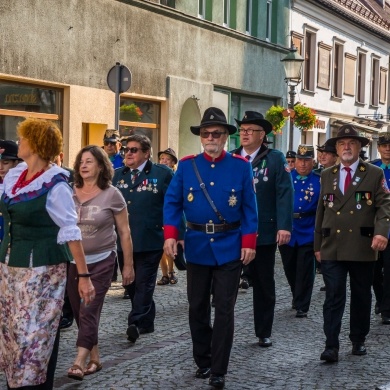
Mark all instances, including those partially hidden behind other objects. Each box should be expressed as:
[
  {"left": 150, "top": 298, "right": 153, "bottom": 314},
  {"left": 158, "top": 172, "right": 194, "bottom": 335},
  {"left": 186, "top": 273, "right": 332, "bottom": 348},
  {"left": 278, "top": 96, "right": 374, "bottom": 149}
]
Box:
[
  {"left": 293, "top": 211, "right": 316, "bottom": 219},
  {"left": 187, "top": 221, "right": 241, "bottom": 234}
]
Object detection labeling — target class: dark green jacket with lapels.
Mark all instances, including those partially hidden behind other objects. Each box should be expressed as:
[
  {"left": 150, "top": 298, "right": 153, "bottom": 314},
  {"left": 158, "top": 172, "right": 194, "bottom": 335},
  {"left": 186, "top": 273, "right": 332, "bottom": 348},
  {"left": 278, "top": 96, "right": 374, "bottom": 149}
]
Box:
[
  {"left": 113, "top": 159, "right": 173, "bottom": 253},
  {"left": 231, "top": 144, "right": 294, "bottom": 246},
  {"left": 314, "top": 160, "right": 390, "bottom": 261}
]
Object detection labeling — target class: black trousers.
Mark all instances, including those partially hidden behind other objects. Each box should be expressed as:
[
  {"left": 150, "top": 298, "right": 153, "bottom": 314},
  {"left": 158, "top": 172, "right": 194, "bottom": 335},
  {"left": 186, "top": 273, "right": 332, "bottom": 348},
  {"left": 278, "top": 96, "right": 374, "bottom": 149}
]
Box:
[
  {"left": 61, "top": 263, "right": 73, "bottom": 321},
  {"left": 118, "top": 250, "right": 162, "bottom": 329},
  {"left": 7, "top": 328, "right": 60, "bottom": 390},
  {"left": 249, "top": 243, "right": 277, "bottom": 338},
  {"left": 321, "top": 260, "right": 375, "bottom": 349},
  {"left": 187, "top": 260, "right": 242, "bottom": 376},
  {"left": 279, "top": 243, "right": 315, "bottom": 312},
  {"left": 373, "top": 243, "right": 390, "bottom": 315}
]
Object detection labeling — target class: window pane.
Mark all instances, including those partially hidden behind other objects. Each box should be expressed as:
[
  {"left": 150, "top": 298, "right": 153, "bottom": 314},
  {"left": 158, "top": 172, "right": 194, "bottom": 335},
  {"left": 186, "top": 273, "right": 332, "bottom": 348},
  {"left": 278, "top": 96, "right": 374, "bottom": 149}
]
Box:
[
  {"left": 0, "top": 115, "right": 61, "bottom": 141},
  {"left": 0, "top": 82, "right": 61, "bottom": 114},
  {"left": 119, "top": 99, "right": 160, "bottom": 124}
]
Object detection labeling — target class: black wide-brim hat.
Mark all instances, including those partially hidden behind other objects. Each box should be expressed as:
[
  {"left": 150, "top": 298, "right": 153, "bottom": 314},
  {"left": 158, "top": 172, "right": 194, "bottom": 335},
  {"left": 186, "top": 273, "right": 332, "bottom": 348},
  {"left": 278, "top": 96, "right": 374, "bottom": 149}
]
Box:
[
  {"left": 190, "top": 107, "right": 237, "bottom": 136},
  {"left": 326, "top": 124, "right": 369, "bottom": 147},
  {"left": 235, "top": 111, "right": 273, "bottom": 135},
  {"left": 378, "top": 134, "right": 390, "bottom": 145},
  {"left": 0, "top": 140, "right": 21, "bottom": 160},
  {"left": 157, "top": 148, "right": 178, "bottom": 164},
  {"left": 316, "top": 142, "right": 337, "bottom": 155}
]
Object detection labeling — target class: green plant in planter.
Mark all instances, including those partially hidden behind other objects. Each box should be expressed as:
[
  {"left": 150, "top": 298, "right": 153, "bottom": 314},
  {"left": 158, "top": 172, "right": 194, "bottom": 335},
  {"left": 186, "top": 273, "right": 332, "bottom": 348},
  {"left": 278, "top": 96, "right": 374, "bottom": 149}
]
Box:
[
  {"left": 265, "top": 105, "right": 287, "bottom": 134},
  {"left": 293, "top": 104, "right": 316, "bottom": 132},
  {"left": 120, "top": 104, "right": 143, "bottom": 122}
]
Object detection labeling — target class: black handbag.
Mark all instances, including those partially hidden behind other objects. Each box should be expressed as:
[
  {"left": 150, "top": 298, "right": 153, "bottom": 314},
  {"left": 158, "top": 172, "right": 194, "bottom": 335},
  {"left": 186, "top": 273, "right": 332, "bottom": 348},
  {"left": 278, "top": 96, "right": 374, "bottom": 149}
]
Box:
[{"left": 174, "top": 242, "right": 186, "bottom": 271}]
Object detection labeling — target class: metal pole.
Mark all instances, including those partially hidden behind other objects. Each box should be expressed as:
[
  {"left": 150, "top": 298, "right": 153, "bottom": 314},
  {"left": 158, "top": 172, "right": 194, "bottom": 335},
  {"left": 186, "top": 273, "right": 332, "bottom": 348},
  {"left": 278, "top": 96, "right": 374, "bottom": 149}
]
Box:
[
  {"left": 288, "top": 84, "right": 296, "bottom": 151},
  {"left": 114, "top": 62, "right": 121, "bottom": 130}
]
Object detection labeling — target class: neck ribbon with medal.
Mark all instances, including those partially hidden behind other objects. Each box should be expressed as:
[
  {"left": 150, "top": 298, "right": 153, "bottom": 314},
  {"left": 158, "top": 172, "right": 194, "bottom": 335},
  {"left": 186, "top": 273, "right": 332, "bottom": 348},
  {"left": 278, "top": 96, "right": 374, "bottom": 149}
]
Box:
[{"left": 253, "top": 159, "right": 268, "bottom": 183}]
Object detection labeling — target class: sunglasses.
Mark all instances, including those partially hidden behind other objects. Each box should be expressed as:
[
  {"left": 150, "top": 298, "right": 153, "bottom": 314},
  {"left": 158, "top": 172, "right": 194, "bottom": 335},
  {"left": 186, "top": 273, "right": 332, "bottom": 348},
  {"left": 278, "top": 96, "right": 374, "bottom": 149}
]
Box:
[
  {"left": 199, "top": 131, "right": 227, "bottom": 139},
  {"left": 104, "top": 141, "right": 117, "bottom": 146},
  {"left": 124, "top": 147, "right": 143, "bottom": 154},
  {"left": 238, "top": 128, "right": 263, "bottom": 135}
]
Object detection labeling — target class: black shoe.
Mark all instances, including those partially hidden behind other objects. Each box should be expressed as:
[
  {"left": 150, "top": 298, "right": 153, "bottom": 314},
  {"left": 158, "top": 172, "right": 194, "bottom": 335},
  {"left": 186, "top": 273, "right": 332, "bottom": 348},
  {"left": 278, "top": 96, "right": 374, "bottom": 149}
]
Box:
[
  {"left": 352, "top": 342, "right": 366, "bottom": 355},
  {"left": 239, "top": 277, "right": 249, "bottom": 290},
  {"left": 195, "top": 367, "right": 211, "bottom": 379},
  {"left": 320, "top": 286, "right": 326, "bottom": 291},
  {"left": 59, "top": 317, "right": 73, "bottom": 330},
  {"left": 382, "top": 315, "right": 390, "bottom": 325},
  {"left": 296, "top": 310, "right": 307, "bottom": 318},
  {"left": 209, "top": 374, "right": 225, "bottom": 388},
  {"left": 139, "top": 325, "right": 155, "bottom": 334},
  {"left": 258, "top": 337, "right": 272, "bottom": 347},
  {"left": 375, "top": 302, "right": 381, "bottom": 315},
  {"left": 123, "top": 290, "right": 130, "bottom": 299},
  {"left": 126, "top": 324, "right": 140, "bottom": 343},
  {"left": 320, "top": 347, "right": 339, "bottom": 362}
]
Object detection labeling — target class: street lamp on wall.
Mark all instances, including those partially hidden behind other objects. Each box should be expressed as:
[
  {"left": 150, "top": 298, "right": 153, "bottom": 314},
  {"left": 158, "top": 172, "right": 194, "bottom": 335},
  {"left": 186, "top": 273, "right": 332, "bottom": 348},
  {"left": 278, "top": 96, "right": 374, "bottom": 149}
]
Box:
[{"left": 281, "top": 45, "right": 304, "bottom": 151}]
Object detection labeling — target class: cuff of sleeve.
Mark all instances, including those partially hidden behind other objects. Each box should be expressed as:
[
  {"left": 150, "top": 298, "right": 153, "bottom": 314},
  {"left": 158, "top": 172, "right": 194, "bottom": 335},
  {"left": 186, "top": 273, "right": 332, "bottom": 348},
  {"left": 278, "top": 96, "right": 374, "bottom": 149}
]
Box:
[
  {"left": 164, "top": 225, "right": 179, "bottom": 241},
  {"left": 242, "top": 233, "right": 257, "bottom": 249},
  {"left": 58, "top": 226, "right": 82, "bottom": 244}
]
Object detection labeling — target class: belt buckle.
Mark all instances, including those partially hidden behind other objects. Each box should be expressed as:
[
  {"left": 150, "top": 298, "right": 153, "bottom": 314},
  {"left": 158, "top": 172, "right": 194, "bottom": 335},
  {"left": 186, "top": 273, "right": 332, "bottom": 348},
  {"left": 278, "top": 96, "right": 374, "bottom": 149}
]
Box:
[{"left": 206, "top": 223, "right": 215, "bottom": 234}]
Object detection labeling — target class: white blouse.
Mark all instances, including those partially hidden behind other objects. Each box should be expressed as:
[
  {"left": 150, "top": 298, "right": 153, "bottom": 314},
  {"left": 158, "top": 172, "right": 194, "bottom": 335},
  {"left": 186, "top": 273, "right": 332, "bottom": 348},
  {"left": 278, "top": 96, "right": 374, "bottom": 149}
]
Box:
[{"left": 3, "top": 162, "right": 82, "bottom": 244}]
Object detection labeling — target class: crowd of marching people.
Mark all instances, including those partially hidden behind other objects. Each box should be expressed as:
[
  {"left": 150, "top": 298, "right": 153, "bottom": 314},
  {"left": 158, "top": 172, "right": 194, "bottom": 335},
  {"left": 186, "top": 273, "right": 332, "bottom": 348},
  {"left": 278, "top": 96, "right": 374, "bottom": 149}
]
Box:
[{"left": 0, "top": 110, "right": 389, "bottom": 389}]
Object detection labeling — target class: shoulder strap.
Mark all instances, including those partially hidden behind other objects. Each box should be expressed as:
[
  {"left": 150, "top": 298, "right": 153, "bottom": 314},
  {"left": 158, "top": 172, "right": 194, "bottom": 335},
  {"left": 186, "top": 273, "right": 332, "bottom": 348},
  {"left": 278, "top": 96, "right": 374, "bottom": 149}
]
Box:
[{"left": 191, "top": 158, "right": 226, "bottom": 223}]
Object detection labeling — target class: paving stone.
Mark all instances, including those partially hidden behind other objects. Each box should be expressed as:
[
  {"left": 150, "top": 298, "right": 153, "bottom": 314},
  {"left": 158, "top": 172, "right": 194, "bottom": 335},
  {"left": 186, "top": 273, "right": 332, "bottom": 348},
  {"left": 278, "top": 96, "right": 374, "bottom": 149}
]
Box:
[{"left": 1, "top": 255, "right": 390, "bottom": 389}]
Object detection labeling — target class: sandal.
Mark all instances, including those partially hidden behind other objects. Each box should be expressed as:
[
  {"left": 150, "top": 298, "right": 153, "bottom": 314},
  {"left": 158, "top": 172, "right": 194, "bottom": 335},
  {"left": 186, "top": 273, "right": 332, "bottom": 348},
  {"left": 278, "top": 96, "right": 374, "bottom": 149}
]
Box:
[
  {"left": 84, "top": 360, "right": 103, "bottom": 376},
  {"left": 169, "top": 272, "right": 178, "bottom": 284},
  {"left": 68, "top": 364, "right": 84, "bottom": 381},
  {"left": 157, "top": 275, "right": 169, "bottom": 285}
]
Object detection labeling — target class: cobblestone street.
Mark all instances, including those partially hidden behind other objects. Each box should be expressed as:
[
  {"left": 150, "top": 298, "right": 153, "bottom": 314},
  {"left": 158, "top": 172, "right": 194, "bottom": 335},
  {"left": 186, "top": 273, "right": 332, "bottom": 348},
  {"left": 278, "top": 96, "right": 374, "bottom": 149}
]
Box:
[{"left": 2, "top": 253, "right": 390, "bottom": 389}]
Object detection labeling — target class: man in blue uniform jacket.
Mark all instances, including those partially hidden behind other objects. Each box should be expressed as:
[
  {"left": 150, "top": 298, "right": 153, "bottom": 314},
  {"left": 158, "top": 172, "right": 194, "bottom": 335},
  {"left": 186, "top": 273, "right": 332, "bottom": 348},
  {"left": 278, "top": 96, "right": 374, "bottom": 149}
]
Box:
[
  {"left": 371, "top": 134, "right": 390, "bottom": 324},
  {"left": 163, "top": 107, "right": 258, "bottom": 389},
  {"left": 279, "top": 144, "right": 321, "bottom": 318},
  {"left": 231, "top": 111, "right": 293, "bottom": 348},
  {"left": 113, "top": 134, "right": 173, "bottom": 344}
]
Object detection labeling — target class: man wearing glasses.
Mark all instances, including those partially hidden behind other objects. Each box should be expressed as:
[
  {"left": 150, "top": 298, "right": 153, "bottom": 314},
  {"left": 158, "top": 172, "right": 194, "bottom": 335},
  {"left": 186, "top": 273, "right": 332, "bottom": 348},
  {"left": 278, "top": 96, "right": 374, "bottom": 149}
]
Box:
[
  {"left": 164, "top": 107, "right": 257, "bottom": 389},
  {"left": 113, "top": 134, "right": 174, "bottom": 344},
  {"left": 103, "top": 129, "right": 124, "bottom": 169},
  {"left": 231, "top": 111, "right": 293, "bottom": 348}
]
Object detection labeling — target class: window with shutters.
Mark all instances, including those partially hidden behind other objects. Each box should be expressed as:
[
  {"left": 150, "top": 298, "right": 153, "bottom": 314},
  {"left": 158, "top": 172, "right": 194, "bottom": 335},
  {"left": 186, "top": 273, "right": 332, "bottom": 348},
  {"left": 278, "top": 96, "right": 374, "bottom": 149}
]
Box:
[
  {"left": 356, "top": 52, "right": 366, "bottom": 104},
  {"left": 266, "top": 0, "right": 272, "bottom": 42},
  {"left": 344, "top": 53, "right": 356, "bottom": 96},
  {"left": 199, "top": 0, "right": 212, "bottom": 21},
  {"left": 332, "top": 42, "right": 344, "bottom": 98},
  {"left": 379, "top": 67, "right": 388, "bottom": 105},
  {"left": 303, "top": 30, "right": 317, "bottom": 92},
  {"left": 291, "top": 32, "right": 304, "bottom": 56},
  {"left": 370, "top": 57, "right": 380, "bottom": 107},
  {"left": 224, "top": 0, "right": 237, "bottom": 29}
]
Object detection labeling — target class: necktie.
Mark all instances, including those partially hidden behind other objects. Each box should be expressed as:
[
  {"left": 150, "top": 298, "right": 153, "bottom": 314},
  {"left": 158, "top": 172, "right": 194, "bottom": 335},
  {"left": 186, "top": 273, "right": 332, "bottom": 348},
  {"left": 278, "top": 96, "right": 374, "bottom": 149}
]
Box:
[
  {"left": 131, "top": 169, "right": 139, "bottom": 184},
  {"left": 344, "top": 167, "right": 352, "bottom": 192},
  {"left": 245, "top": 155, "right": 251, "bottom": 161}
]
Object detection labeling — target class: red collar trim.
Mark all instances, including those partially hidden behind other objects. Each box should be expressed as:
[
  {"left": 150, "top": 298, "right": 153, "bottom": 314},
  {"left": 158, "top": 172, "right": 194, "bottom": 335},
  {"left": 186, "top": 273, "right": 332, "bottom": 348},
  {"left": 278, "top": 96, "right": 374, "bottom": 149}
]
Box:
[{"left": 202, "top": 150, "right": 226, "bottom": 162}]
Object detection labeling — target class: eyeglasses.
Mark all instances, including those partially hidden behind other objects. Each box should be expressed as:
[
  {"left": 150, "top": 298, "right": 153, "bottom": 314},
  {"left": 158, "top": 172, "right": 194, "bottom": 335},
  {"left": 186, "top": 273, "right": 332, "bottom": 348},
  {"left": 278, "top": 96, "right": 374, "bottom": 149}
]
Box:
[
  {"left": 124, "top": 147, "right": 143, "bottom": 154},
  {"left": 199, "top": 131, "right": 227, "bottom": 139},
  {"left": 238, "top": 128, "right": 263, "bottom": 135},
  {"left": 104, "top": 141, "right": 117, "bottom": 146}
]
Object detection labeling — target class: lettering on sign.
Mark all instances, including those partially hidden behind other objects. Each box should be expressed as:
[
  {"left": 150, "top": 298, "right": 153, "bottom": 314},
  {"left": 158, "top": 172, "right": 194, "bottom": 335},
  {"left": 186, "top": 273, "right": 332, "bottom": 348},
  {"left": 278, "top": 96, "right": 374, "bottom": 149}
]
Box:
[{"left": 4, "top": 94, "right": 38, "bottom": 104}]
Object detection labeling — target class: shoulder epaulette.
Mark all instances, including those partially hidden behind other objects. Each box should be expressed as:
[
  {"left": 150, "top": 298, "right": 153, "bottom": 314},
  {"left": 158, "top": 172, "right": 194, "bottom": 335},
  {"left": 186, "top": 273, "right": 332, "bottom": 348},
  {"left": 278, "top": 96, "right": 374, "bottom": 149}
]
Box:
[
  {"left": 180, "top": 154, "right": 197, "bottom": 162},
  {"left": 232, "top": 154, "right": 248, "bottom": 162}
]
